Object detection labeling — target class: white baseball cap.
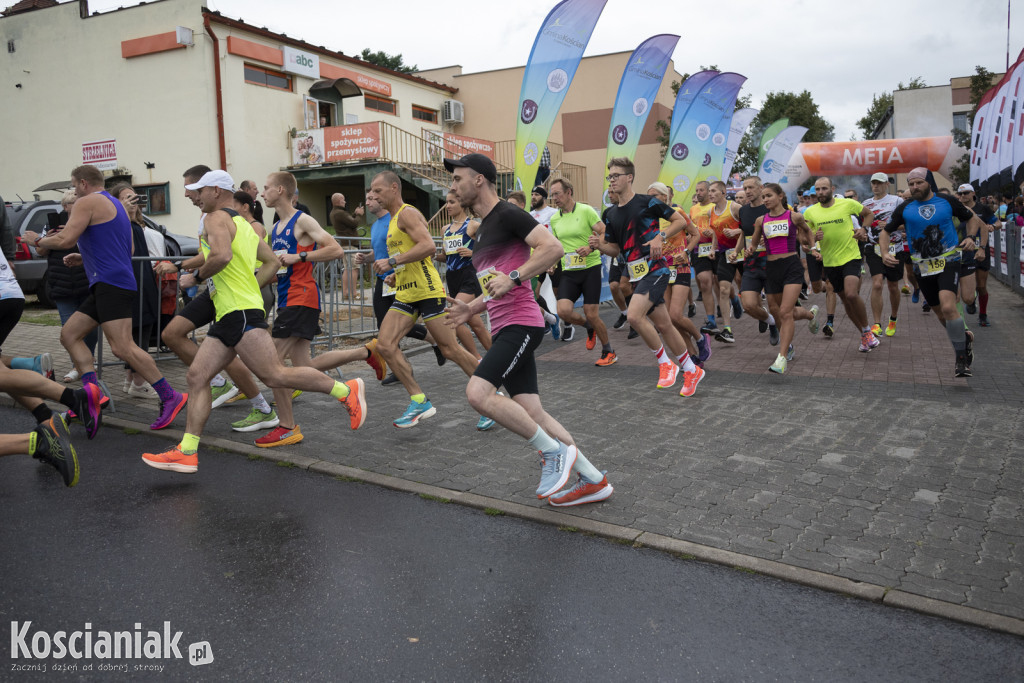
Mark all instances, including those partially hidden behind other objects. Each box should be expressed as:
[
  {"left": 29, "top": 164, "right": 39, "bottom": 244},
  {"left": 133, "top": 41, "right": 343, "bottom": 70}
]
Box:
[
  {"left": 185, "top": 170, "right": 235, "bottom": 192},
  {"left": 956, "top": 183, "right": 975, "bottom": 193},
  {"left": 870, "top": 172, "right": 890, "bottom": 183}
]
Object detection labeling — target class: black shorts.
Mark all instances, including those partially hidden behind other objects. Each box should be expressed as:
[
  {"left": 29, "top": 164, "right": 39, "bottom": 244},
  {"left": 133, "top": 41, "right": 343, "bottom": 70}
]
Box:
[
  {"left": 823, "top": 258, "right": 862, "bottom": 294},
  {"left": 446, "top": 265, "right": 483, "bottom": 298},
  {"left": 632, "top": 270, "right": 669, "bottom": 307},
  {"left": 272, "top": 305, "right": 322, "bottom": 340},
  {"left": 716, "top": 250, "right": 743, "bottom": 282},
  {"left": 669, "top": 267, "right": 692, "bottom": 288},
  {"left": 78, "top": 282, "right": 135, "bottom": 324},
  {"left": 959, "top": 250, "right": 978, "bottom": 277},
  {"left": 740, "top": 253, "right": 768, "bottom": 293},
  {"left": 692, "top": 252, "right": 716, "bottom": 276},
  {"left": 609, "top": 259, "right": 626, "bottom": 283},
  {"left": 0, "top": 297, "right": 25, "bottom": 354},
  {"left": 865, "top": 248, "right": 906, "bottom": 282},
  {"left": 806, "top": 252, "right": 824, "bottom": 283},
  {"left": 917, "top": 262, "right": 960, "bottom": 307},
  {"left": 390, "top": 297, "right": 447, "bottom": 322},
  {"left": 976, "top": 245, "right": 991, "bottom": 272},
  {"left": 474, "top": 324, "right": 543, "bottom": 396},
  {"left": 178, "top": 289, "right": 216, "bottom": 328},
  {"left": 557, "top": 264, "right": 603, "bottom": 305},
  {"left": 765, "top": 255, "right": 806, "bottom": 295},
  {"left": 207, "top": 309, "right": 268, "bottom": 348}
]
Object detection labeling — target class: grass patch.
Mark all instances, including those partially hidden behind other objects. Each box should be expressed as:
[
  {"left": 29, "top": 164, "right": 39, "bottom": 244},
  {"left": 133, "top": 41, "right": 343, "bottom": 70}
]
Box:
[
  {"left": 419, "top": 493, "right": 451, "bottom": 504},
  {"left": 276, "top": 461, "right": 297, "bottom": 468},
  {"left": 247, "top": 454, "right": 263, "bottom": 461},
  {"left": 209, "top": 446, "right": 227, "bottom": 453},
  {"left": 557, "top": 525, "right": 578, "bottom": 533},
  {"left": 674, "top": 552, "right": 696, "bottom": 560},
  {"left": 612, "top": 538, "right": 632, "bottom": 546},
  {"left": 732, "top": 566, "right": 757, "bottom": 574},
  {"left": 122, "top": 428, "right": 141, "bottom": 435},
  {"left": 483, "top": 507, "right": 504, "bottom": 516},
  {"left": 333, "top": 475, "right": 361, "bottom": 482}
]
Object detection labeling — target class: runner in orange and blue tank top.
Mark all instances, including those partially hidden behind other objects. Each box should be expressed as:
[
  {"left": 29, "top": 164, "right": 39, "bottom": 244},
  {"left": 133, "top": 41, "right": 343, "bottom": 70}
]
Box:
[{"left": 258, "top": 171, "right": 344, "bottom": 448}]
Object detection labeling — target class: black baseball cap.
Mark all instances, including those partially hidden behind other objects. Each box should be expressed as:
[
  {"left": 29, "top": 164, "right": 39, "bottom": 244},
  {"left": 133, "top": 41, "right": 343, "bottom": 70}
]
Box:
[
  {"left": 444, "top": 153, "right": 496, "bottom": 184},
  {"left": 532, "top": 185, "right": 548, "bottom": 199}
]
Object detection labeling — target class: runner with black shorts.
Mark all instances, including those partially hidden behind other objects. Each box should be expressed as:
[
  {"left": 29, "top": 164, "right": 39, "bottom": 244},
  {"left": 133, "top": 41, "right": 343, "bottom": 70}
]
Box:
[
  {"left": 260, "top": 171, "right": 345, "bottom": 447},
  {"left": 707, "top": 180, "right": 745, "bottom": 343},
  {"left": 955, "top": 184, "right": 1000, "bottom": 326},
  {"left": 28, "top": 165, "right": 186, "bottom": 430},
  {"left": 881, "top": 168, "right": 984, "bottom": 377},
  {"left": 438, "top": 191, "right": 491, "bottom": 359},
  {"left": 862, "top": 173, "right": 905, "bottom": 337},
  {"left": 736, "top": 176, "right": 780, "bottom": 346},
  {"left": 592, "top": 157, "right": 705, "bottom": 396},
  {"left": 549, "top": 178, "right": 616, "bottom": 365},
  {"left": 445, "top": 153, "right": 613, "bottom": 506}
]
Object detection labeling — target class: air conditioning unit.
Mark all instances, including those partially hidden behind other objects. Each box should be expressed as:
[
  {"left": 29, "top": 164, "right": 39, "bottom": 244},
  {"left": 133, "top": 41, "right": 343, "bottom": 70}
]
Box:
[{"left": 442, "top": 99, "right": 464, "bottom": 124}]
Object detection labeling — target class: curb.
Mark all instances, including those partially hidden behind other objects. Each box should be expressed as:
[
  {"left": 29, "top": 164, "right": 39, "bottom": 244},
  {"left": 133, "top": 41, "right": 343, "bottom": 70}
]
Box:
[{"left": 103, "top": 414, "right": 1024, "bottom": 639}]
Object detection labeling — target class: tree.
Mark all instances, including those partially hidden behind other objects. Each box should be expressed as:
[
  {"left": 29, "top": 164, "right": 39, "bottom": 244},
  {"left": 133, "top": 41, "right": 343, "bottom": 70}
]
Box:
[
  {"left": 949, "top": 66, "right": 997, "bottom": 185},
  {"left": 655, "top": 65, "right": 752, "bottom": 160},
  {"left": 856, "top": 77, "right": 926, "bottom": 139},
  {"left": 359, "top": 48, "right": 417, "bottom": 74},
  {"left": 731, "top": 90, "right": 835, "bottom": 178}
]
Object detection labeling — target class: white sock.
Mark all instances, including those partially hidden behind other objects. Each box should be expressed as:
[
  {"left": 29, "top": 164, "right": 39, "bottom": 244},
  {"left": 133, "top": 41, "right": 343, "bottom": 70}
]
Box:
[
  {"left": 618, "top": 307, "right": 627, "bottom": 314},
  {"left": 676, "top": 352, "right": 695, "bottom": 372},
  {"left": 210, "top": 374, "right": 226, "bottom": 388},
  {"left": 251, "top": 393, "right": 272, "bottom": 414},
  {"left": 543, "top": 311, "right": 557, "bottom": 326},
  {"left": 527, "top": 426, "right": 560, "bottom": 454},
  {"left": 652, "top": 345, "right": 670, "bottom": 364},
  {"left": 766, "top": 313, "right": 776, "bottom": 326},
  {"left": 572, "top": 449, "right": 604, "bottom": 482}
]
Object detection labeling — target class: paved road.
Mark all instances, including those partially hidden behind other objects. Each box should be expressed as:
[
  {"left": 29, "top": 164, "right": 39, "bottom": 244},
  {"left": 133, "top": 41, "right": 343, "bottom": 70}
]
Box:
[
  {"left": 2, "top": 422, "right": 1022, "bottom": 681},
  {"left": 3, "top": 277, "right": 1024, "bottom": 628}
]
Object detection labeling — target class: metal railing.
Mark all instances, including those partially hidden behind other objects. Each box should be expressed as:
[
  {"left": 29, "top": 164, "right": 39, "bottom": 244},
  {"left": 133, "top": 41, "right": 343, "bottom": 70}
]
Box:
[{"left": 493, "top": 140, "right": 589, "bottom": 203}]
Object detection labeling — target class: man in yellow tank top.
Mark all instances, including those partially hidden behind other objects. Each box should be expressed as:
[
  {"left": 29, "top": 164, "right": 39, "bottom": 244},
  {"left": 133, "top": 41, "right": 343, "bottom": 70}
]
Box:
[
  {"left": 371, "top": 171, "right": 482, "bottom": 428},
  {"left": 142, "top": 171, "right": 367, "bottom": 474}
]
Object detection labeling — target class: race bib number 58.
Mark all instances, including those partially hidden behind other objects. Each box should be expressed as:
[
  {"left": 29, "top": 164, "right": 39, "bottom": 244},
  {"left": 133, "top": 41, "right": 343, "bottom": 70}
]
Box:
[{"left": 627, "top": 258, "right": 649, "bottom": 282}]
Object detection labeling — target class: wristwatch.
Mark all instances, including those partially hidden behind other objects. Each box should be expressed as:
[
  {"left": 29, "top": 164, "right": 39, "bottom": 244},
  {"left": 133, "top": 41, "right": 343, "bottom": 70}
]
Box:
[
  {"left": 509, "top": 270, "right": 522, "bottom": 286},
  {"left": 388, "top": 256, "right": 397, "bottom": 267},
  {"left": 300, "top": 251, "right": 308, "bottom": 262}
]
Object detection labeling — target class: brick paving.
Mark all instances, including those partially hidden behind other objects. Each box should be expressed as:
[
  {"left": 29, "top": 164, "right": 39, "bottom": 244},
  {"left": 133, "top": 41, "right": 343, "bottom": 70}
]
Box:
[{"left": 8, "top": 276, "right": 1024, "bottom": 622}]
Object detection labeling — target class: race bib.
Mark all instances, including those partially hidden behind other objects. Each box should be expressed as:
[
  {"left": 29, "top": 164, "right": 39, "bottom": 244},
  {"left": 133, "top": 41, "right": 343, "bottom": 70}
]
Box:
[
  {"left": 562, "top": 252, "right": 587, "bottom": 271},
  {"left": 697, "top": 243, "right": 714, "bottom": 259},
  {"left": 918, "top": 257, "right": 945, "bottom": 276},
  {"left": 726, "top": 247, "right": 743, "bottom": 264},
  {"left": 274, "top": 249, "right": 288, "bottom": 275},
  {"left": 874, "top": 243, "right": 899, "bottom": 257},
  {"left": 668, "top": 267, "right": 677, "bottom": 285},
  {"left": 206, "top": 278, "right": 216, "bottom": 296},
  {"left": 477, "top": 267, "right": 499, "bottom": 301},
  {"left": 764, "top": 220, "right": 790, "bottom": 240},
  {"left": 626, "top": 258, "right": 649, "bottom": 282},
  {"left": 381, "top": 279, "right": 396, "bottom": 297},
  {"left": 443, "top": 234, "right": 463, "bottom": 255}
]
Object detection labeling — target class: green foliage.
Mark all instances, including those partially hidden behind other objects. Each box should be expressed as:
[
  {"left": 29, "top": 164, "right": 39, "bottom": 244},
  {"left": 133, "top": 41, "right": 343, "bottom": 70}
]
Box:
[
  {"left": 359, "top": 48, "right": 417, "bottom": 74},
  {"left": 732, "top": 90, "right": 836, "bottom": 177}
]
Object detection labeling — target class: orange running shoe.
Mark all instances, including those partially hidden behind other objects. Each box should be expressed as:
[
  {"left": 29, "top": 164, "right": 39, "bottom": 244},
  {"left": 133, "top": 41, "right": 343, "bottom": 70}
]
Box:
[
  {"left": 680, "top": 365, "right": 705, "bottom": 397},
  {"left": 656, "top": 362, "right": 679, "bottom": 389},
  {"left": 594, "top": 351, "right": 617, "bottom": 367},
  {"left": 364, "top": 338, "right": 387, "bottom": 381},
  {"left": 340, "top": 378, "right": 367, "bottom": 430},
  {"left": 254, "top": 425, "right": 304, "bottom": 448},
  {"left": 141, "top": 446, "right": 198, "bottom": 473},
  {"left": 585, "top": 327, "right": 596, "bottom": 351}
]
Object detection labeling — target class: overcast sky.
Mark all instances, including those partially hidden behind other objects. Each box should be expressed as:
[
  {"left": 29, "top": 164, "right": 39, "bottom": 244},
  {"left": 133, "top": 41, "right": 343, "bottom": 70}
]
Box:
[{"left": 91, "top": 0, "right": 1022, "bottom": 141}]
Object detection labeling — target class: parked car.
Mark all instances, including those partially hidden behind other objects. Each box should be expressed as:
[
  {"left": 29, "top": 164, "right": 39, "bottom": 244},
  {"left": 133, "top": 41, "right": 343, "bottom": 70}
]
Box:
[{"left": 2, "top": 199, "right": 199, "bottom": 308}]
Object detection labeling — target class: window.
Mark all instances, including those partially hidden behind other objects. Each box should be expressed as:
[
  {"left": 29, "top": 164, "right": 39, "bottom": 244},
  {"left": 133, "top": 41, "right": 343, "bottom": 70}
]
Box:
[
  {"left": 365, "top": 93, "right": 397, "bottom": 116},
  {"left": 135, "top": 183, "right": 170, "bottom": 216},
  {"left": 244, "top": 63, "right": 292, "bottom": 92},
  {"left": 412, "top": 105, "right": 438, "bottom": 123},
  {"left": 953, "top": 112, "right": 969, "bottom": 134}
]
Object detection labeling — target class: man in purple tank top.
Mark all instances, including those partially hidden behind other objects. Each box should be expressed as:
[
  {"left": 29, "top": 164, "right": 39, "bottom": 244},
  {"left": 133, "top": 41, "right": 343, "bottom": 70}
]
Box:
[{"left": 26, "top": 165, "right": 188, "bottom": 430}]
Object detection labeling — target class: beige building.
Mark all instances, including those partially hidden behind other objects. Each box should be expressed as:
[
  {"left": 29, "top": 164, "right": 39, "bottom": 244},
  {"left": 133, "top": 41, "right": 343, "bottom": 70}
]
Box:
[
  {"left": 422, "top": 52, "right": 684, "bottom": 206},
  {"left": 1, "top": 0, "right": 461, "bottom": 235}
]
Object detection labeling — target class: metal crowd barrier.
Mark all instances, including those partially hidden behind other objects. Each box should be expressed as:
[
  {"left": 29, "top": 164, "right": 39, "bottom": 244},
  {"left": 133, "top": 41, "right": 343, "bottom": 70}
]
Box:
[{"left": 989, "top": 222, "right": 1023, "bottom": 294}]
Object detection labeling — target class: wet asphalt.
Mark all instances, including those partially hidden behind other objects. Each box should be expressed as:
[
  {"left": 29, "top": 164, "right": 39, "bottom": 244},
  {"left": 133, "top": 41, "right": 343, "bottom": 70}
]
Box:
[{"left": 1, "top": 409, "right": 1022, "bottom": 682}]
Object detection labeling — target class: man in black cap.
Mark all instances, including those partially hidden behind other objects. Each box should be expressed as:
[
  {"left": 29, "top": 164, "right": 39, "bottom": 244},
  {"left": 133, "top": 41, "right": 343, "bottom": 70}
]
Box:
[{"left": 443, "top": 153, "right": 614, "bottom": 507}]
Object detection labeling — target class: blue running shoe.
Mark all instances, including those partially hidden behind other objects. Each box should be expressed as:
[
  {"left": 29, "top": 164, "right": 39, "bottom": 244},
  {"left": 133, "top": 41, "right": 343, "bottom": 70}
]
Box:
[
  {"left": 476, "top": 414, "right": 495, "bottom": 431},
  {"left": 698, "top": 332, "right": 713, "bottom": 363},
  {"left": 394, "top": 399, "right": 436, "bottom": 428},
  {"left": 549, "top": 323, "right": 560, "bottom": 341},
  {"left": 911, "top": 289, "right": 920, "bottom": 304},
  {"left": 536, "top": 441, "right": 577, "bottom": 499}
]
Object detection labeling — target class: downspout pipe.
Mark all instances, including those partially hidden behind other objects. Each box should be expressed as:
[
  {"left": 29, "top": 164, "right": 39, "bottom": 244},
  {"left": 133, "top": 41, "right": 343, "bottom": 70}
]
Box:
[{"left": 204, "top": 13, "right": 227, "bottom": 170}]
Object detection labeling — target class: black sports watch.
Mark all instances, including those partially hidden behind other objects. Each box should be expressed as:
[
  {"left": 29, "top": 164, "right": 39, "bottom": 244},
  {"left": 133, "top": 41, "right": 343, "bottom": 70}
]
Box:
[
  {"left": 388, "top": 256, "right": 397, "bottom": 267},
  {"left": 300, "top": 251, "right": 308, "bottom": 262},
  {"left": 509, "top": 270, "right": 522, "bottom": 286}
]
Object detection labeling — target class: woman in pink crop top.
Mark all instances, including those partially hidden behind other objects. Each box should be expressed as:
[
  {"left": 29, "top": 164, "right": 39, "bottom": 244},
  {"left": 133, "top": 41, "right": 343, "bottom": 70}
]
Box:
[{"left": 748, "top": 183, "right": 818, "bottom": 374}]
